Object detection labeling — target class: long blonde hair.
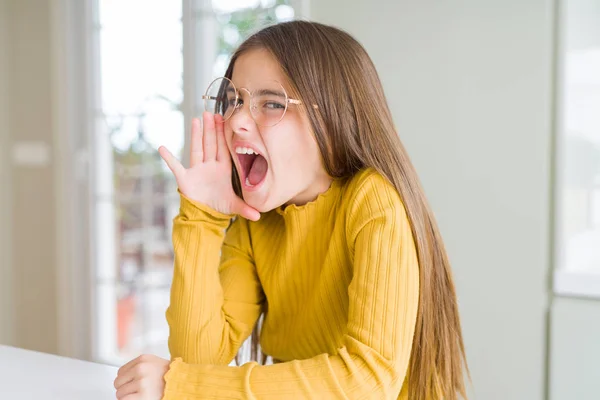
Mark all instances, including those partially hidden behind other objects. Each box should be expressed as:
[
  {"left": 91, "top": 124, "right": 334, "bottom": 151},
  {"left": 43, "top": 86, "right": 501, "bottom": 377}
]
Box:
[{"left": 225, "top": 21, "right": 469, "bottom": 400}]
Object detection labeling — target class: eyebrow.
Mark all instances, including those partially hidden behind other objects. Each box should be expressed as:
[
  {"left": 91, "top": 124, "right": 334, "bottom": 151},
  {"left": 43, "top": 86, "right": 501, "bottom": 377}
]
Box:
[
  {"left": 254, "top": 89, "right": 286, "bottom": 98},
  {"left": 227, "top": 87, "right": 286, "bottom": 98}
]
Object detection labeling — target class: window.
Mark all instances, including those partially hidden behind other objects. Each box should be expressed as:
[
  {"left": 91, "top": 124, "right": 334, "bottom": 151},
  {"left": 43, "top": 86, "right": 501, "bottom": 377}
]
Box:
[
  {"left": 91, "top": 0, "right": 303, "bottom": 365},
  {"left": 554, "top": 0, "right": 600, "bottom": 299}
]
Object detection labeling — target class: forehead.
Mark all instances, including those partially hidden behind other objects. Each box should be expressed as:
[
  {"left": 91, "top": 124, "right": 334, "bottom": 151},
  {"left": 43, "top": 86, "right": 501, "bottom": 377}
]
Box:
[{"left": 231, "top": 49, "right": 290, "bottom": 91}]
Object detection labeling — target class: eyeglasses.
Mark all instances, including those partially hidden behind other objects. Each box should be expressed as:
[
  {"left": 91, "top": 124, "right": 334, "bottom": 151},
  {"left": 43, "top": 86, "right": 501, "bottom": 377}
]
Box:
[{"left": 202, "top": 76, "right": 306, "bottom": 127}]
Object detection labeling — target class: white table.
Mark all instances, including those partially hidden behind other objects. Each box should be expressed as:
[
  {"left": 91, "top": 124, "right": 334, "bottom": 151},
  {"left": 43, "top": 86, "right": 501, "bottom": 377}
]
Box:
[{"left": 0, "top": 345, "right": 118, "bottom": 399}]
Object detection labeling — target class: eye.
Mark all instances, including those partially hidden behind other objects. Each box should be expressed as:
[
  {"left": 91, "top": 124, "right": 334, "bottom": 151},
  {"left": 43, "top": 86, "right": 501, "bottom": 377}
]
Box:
[
  {"left": 228, "top": 98, "right": 243, "bottom": 108},
  {"left": 263, "top": 101, "right": 285, "bottom": 110}
]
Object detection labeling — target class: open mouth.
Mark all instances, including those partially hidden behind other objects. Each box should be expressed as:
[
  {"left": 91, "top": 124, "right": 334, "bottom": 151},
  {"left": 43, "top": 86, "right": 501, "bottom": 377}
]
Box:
[{"left": 236, "top": 147, "right": 268, "bottom": 189}]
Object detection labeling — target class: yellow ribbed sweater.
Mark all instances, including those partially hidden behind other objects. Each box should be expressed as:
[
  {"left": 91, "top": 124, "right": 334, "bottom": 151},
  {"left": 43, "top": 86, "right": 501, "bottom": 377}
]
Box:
[{"left": 162, "top": 168, "right": 420, "bottom": 399}]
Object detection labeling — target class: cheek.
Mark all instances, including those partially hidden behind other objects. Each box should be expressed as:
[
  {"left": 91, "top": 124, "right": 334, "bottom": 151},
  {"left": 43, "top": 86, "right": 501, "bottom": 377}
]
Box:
[
  {"left": 224, "top": 124, "right": 234, "bottom": 149},
  {"left": 269, "top": 130, "right": 320, "bottom": 174},
  {"left": 224, "top": 121, "right": 233, "bottom": 146},
  {"left": 294, "top": 129, "right": 321, "bottom": 164}
]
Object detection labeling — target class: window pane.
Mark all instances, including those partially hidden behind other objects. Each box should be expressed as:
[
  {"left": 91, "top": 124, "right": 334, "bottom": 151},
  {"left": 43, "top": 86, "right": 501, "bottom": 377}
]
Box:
[
  {"left": 117, "top": 287, "right": 171, "bottom": 361},
  {"left": 99, "top": 1, "right": 183, "bottom": 116},
  {"left": 95, "top": 0, "right": 182, "bottom": 364},
  {"left": 98, "top": 283, "right": 171, "bottom": 363},
  {"left": 560, "top": 0, "right": 600, "bottom": 275}
]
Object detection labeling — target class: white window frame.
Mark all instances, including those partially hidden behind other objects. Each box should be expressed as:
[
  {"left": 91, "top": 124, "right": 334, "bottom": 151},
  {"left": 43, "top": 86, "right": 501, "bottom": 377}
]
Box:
[
  {"left": 553, "top": 0, "right": 600, "bottom": 300},
  {"left": 50, "top": 0, "right": 97, "bottom": 360}
]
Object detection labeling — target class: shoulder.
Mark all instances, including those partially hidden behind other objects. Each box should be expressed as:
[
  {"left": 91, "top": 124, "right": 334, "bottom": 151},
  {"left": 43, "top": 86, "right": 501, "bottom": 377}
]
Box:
[
  {"left": 343, "top": 168, "right": 410, "bottom": 239},
  {"left": 344, "top": 168, "right": 404, "bottom": 213}
]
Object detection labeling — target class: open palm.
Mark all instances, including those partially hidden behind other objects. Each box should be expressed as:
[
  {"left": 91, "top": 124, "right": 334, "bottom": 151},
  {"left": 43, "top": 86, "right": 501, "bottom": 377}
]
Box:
[{"left": 159, "top": 112, "right": 260, "bottom": 221}]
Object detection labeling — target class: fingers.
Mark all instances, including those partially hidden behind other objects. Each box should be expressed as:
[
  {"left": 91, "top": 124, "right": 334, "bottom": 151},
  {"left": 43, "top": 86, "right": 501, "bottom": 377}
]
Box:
[
  {"left": 158, "top": 146, "right": 185, "bottom": 179},
  {"left": 116, "top": 379, "right": 139, "bottom": 399},
  {"left": 215, "top": 114, "right": 230, "bottom": 163},
  {"left": 114, "top": 372, "right": 133, "bottom": 391},
  {"left": 189, "top": 118, "right": 203, "bottom": 167},
  {"left": 116, "top": 356, "right": 143, "bottom": 383},
  {"left": 114, "top": 354, "right": 151, "bottom": 389},
  {"left": 114, "top": 362, "right": 136, "bottom": 390},
  {"left": 189, "top": 113, "right": 228, "bottom": 165},
  {"left": 232, "top": 197, "right": 261, "bottom": 221},
  {"left": 202, "top": 111, "right": 217, "bottom": 161}
]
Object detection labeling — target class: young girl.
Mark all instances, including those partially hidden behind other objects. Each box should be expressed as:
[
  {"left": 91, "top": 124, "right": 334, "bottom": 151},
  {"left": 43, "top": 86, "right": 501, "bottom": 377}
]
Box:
[{"left": 114, "top": 21, "right": 468, "bottom": 400}]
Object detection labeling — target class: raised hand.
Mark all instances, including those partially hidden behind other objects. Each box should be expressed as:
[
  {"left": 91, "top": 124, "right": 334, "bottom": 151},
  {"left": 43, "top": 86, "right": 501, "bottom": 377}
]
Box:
[{"left": 159, "top": 112, "right": 260, "bottom": 221}]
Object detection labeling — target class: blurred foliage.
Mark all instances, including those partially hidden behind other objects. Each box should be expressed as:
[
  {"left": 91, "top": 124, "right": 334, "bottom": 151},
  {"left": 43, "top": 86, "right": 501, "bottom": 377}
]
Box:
[{"left": 216, "top": 0, "right": 293, "bottom": 56}]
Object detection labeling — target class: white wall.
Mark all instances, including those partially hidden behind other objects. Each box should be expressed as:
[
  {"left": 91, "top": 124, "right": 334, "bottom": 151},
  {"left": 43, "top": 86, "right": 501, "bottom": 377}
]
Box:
[
  {"left": 550, "top": 297, "right": 600, "bottom": 400},
  {"left": 0, "top": 0, "right": 92, "bottom": 357},
  {"left": 2, "top": 0, "right": 59, "bottom": 354},
  {"left": 311, "top": 1, "right": 554, "bottom": 399},
  {"left": 0, "top": 0, "right": 15, "bottom": 346}
]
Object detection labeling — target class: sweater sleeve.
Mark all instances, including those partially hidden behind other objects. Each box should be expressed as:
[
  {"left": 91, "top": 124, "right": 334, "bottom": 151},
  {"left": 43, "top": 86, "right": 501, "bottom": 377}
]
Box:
[
  {"left": 161, "top": 174, "right": 420, "bottom": 399},
  {"left": 166, "top": 191, "right": 266, "bottom": 366}
]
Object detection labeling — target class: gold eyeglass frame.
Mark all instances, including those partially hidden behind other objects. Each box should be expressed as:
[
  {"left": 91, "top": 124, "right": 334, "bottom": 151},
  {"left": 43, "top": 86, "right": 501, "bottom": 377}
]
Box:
[{"left": 202, "top": 76, "right": 317, "bottom": 127}]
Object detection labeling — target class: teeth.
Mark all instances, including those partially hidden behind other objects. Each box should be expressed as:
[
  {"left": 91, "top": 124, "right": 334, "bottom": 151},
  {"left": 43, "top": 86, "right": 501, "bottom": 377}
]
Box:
[
  {"left": 245, "top": 177, "right": 253, "bottom": 187},
  {"left": 235, "top": 146, "right": 257, "bottom": 155}
]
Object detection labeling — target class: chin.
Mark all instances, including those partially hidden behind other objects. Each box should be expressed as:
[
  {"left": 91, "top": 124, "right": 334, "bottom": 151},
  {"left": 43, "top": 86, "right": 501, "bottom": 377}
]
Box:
[
  {"left": 245, "top": 195, "right": 275, "bottom": 214},
  {"left": 241, "top": 183, "right": 273, "bottom": 213}
]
